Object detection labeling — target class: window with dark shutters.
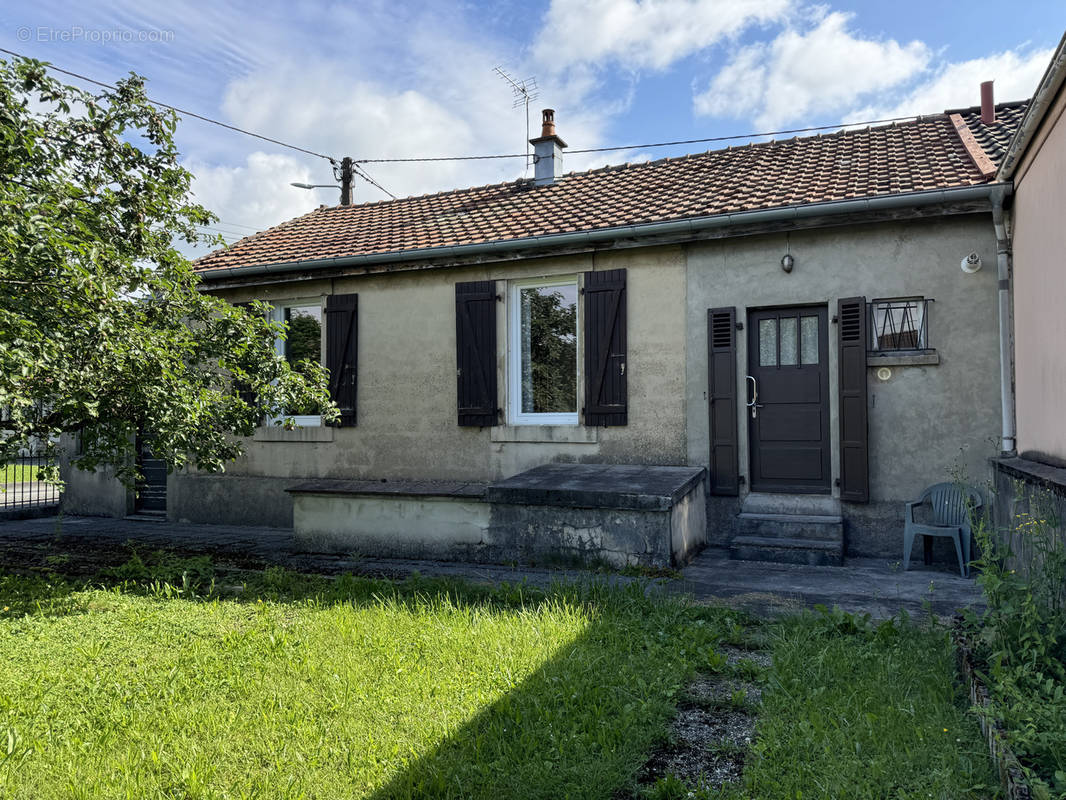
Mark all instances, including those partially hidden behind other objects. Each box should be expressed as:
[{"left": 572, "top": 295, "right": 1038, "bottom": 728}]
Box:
[
  {"left": 455, "top": 281, "right": 498, "bottom": 427},
  {"left": 325, "top": 293, "right": 358, "bottom": 427},
  {"left": 232, "top": 301, "right": 259, "bottom": 415},
  {"left": 708, "top": 307, "right": 739, "bottom": 496},
  {"left": 583, "top": 269, "right": 627, "bottom": 426},
  {"left": 838, "top": 296, "right": 869, "bottom": 502}
]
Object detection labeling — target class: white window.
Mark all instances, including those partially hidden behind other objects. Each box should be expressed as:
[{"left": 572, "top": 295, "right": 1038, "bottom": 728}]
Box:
[
  {"left": 508, "top": 277, "right": 580, "bottom": 425},
  {"left": 271, "top": 301, "right": 324, "bottom": 427}
]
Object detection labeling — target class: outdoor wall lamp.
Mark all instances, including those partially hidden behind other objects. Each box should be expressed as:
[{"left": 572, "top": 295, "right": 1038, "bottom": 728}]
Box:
[{"left": 781, "top": 253, "right": 795, "bottom": 273}]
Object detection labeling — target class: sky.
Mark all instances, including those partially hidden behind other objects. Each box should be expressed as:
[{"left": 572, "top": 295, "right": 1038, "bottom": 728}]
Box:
[{"left": 1, "top": 1, "right": 1063, "bottom": 255}]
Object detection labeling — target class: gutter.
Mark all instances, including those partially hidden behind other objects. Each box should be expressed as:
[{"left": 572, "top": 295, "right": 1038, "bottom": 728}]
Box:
[
  {"left": 991, "top": 185, "right": 1016, "bottom": 454},
  {"left": 197, "top": 183, "right": 1004, "bottom": 282},
  {"left": 997, "top": 31, "right": 1066, "bottom": 181}
]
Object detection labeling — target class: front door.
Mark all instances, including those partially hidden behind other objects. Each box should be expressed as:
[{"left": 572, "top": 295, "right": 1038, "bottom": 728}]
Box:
[
  {"left": 747, "top": 306, "right": 830, "bottom": 493},
  {"left": 134, "top": 433, "right": 167, "bottom": 515}
]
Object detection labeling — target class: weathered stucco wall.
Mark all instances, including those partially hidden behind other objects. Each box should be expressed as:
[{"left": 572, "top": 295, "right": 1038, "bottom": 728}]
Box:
[
  {"left": 1011, "top": 85, "right": 1066, "bottom": 463},
  {"left": 167, "top": 247, "right": 687, "bottom": 525},
  {"left": 685, "top": 216, "right": 1002, "bottom": 555}
]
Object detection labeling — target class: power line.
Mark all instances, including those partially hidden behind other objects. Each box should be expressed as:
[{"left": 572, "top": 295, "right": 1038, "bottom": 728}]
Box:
[
  {"left": 0, "top": 46, "right": 335, "bottom": 161},
  {"left": 351, "top": 164, "right": 396, "bottom": 200},
  {"left": 352, "top": 114, "right": 928, "bottom": 165}
]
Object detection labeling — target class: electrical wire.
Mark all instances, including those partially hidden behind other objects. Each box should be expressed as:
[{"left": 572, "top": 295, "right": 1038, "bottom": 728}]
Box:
[
  {"left": 352, "top": 114, "right": 928, "bottom": 164},
  {"left": 351, "top": 164, "right": 396, "bottom": 200},
  {"left": 1, "top": 48, "right": 400, "bottom": 201},
  {"left": 0, "top": 46, "right": 336, "bottom": 161}
]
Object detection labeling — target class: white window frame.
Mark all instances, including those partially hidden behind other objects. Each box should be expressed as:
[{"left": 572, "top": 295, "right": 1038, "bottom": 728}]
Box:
[
  {"left": 269, "top": 299, "right": 325, "bottom": 428},
  {"left": 507, "top": 276, "right": 580, "bottom": 426}
]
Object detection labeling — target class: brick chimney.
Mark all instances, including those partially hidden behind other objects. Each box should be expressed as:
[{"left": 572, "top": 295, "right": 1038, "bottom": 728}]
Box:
[
  {"left": 530, "top": 109, "right": 568, "bottom": 186},
  {"left": 980, "top": 80, "right": 996, "bottom": 124}
]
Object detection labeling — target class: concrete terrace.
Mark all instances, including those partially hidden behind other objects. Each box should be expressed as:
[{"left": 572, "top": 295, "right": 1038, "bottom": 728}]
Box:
[{"left": 0, "top": 515, "right": 983, "bottom": 618}]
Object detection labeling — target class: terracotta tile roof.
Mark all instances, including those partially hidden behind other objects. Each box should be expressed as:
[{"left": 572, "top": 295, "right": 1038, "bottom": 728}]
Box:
[
  {"left": 194, "top": 101, "right": 1028, "bottom": 275},
  {"left": 952, "top": 101, "right": 1027, "bottom": 164}
]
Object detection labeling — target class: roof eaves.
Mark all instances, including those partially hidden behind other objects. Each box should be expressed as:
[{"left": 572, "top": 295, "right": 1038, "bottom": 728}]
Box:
[
  {"left": 998, "top": 33, "right": 1066, "bottom": 181},
  {"left": 197, "top": 183, "right": 1008, "bottom": 283}
]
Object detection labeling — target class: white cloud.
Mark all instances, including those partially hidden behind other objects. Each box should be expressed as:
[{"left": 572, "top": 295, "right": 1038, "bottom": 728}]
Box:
[
  {"left": 533, "top": 0, "right": 792, "bottom": 72},
  {"left": 694, "top": 11, "right": 930, "bottom": 128},
  {"left": 179, "top": 152, "right": 322, "bottom": 258},
  {"left": 845, "top": 47, "right": 1054, "bottom": 122}
]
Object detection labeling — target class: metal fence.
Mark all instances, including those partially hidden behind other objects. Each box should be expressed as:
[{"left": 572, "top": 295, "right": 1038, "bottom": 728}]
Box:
[{"left": 1, "top": 455, "right": 60, "bottom": 511}]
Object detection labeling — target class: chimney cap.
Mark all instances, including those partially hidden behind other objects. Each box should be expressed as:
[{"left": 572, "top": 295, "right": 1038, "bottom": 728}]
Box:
[{"left": 530, "top": 108, "right": 567, "bottom": 148}]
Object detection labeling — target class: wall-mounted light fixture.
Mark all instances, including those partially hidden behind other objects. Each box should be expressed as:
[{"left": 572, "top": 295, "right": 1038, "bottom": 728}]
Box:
[{"left": 781, "top": 232, "right": 794, "bottom": 273}]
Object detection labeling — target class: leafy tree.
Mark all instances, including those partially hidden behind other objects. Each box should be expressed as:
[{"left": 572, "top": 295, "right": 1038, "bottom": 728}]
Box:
[
  {"left": 0, "top": 57, "right": 336, "bottom": 485},
  {"left": 527, "top": 290, "right": 576, "bottom": 413}
]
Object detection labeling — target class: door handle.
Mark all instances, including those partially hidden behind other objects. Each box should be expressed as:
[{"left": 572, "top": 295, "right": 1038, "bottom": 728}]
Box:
[{"left": 746, "top": 375, "right": 763, "bottom": 419}]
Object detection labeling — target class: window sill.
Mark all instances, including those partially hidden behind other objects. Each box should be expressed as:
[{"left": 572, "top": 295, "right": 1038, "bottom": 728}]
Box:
[
  {"left": 254, "top": 426, "right": 336, "bottom": 443},
  {"left": 866, "top": 351, "right": 939, "bottom": 367},
  {"left": 491, "top": 425, "right": 599, "bottom": 444}
]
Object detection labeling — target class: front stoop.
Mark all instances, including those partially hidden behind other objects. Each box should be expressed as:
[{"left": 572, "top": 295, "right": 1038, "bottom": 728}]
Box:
[{"left": 730, "top": 511, "right": 844, "bottom": 566}]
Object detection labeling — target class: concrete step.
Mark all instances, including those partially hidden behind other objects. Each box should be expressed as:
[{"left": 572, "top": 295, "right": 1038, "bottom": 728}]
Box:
[
  {"left": 741, "top": 492, "right": 841, "bottom": 517},
  {"left": 736, "top": 512, "right": 843, "bottom": 542},
  {"left": 730, "top": 535, "right": 844, "bottom": 567}
]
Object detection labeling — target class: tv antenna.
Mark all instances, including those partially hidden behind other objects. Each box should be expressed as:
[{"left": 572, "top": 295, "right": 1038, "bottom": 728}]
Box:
[{"left": 494, "top": 67, "right": 539, "bottom": 171}]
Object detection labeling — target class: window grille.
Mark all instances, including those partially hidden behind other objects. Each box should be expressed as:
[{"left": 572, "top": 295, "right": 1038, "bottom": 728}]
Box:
[{"left": 868, "top": 298, "right": 932, "bottom": 352}]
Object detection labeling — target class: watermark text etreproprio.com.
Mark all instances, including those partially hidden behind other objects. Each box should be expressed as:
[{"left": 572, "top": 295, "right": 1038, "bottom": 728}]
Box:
[{"left": 16, "top": 26, "right": 174, "bottom": 44}]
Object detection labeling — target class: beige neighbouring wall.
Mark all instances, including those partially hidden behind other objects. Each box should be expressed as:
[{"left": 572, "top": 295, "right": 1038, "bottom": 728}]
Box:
[{"left": 1011, "top": 84, "right": 1066, "bottom": 463}]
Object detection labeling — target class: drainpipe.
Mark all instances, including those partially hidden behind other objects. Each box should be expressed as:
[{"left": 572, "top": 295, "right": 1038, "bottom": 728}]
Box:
[{"left": 991, "top": 187, "right": 1016, "bottom": 454}]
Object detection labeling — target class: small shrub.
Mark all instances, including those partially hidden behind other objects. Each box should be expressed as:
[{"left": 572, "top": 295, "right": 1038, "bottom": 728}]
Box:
[{"left": 967, "top": 488, "right": 1066, "bottom": 798}]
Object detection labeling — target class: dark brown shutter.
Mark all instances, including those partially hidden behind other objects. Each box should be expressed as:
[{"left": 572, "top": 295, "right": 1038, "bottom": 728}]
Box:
[
  {"left": 326, "top": 293, "right": 358, "bottom": 427},
  {"left": 233, "top": 302, "right": 259, "bottom": 414},
  {"left": 455, "top": 281, "right": 498, "bottom": 427},
  {"left": 838, "top": 296, "right": 869, "bottom": 502},
  {"left": 583, "top": 268, "right": 627, "bottom": 426},
  {"left": 708, "top": 307, "right": 739, "bottom": 496}
]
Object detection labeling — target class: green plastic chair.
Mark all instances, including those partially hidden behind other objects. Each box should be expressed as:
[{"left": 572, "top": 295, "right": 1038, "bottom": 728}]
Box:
[{"left": 903, "top": 482, "right": 983, "bottom": 578}]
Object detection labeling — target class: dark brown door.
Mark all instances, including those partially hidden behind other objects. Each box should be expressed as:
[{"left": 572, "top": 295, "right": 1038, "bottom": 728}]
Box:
[{"left": 747, "top": 306, "right": 830, "bottom": 493}]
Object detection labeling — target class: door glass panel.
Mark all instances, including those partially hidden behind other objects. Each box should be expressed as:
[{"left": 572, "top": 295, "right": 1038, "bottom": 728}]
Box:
[
  {"left": 780, "top": 317, "right": 797, "bottom": 365},
  {"left": 801, "top": 316, "right": 819, "bottom": 364},
  {"left": 759, "top": 318, "right": 777, "bottom": 366}
]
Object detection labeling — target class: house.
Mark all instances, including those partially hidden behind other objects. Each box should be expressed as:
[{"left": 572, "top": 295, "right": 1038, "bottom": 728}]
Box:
[
  {"left": 62, "top": 97, "right": 1028, "bottom": 568},
  {"left": 991, "top": 32, "right": 1066, "bottom": 552}
]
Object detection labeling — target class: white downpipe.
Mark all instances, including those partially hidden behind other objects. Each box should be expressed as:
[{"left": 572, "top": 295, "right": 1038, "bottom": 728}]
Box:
[{"left": 992, "top": 189, "right": 1016, "bottom": 453}]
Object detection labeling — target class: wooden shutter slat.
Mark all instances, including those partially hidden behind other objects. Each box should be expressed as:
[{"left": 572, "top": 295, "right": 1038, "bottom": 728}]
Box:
[
  {"left": 708, "top": 307, "right": 739, "bottom": 496},
  {"left": 455, "top": 281, "right": 498, "bottom": 427},
  {"left": 583, "top": 268, "right": 627, "bottom": 426},
  {"left": 326, "top": 293, "right": 358, "bottom": 427},
  {"left": 838, "top": 296, "right": 869, "bottom": 502}
]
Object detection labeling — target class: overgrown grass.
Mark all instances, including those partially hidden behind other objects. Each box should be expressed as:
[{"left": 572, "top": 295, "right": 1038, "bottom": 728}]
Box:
[
  {"left": 733, "top": 607, "right": 997, "bottom": 799},
  {"left": 966, "top": 486, "right": 1066, "bottom": 798},
  {"left": 0, "top": 558, "right": 730, "bottom": 800}
]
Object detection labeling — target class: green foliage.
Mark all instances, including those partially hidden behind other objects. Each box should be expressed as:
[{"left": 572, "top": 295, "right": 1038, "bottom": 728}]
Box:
[
  {"left": 0, "top": 57, "right": 336, "bottom": 484},
  {"left": 0, "top": 561, "right": 735, "bottom": 799},
  {"left": 966, "top": 488, "right": 1066, "bottom": 798},
  {"left": 525, "top": 288, "right": 577, "bottom": 413},
  {"left": 739, "top": 609, "right": 996, "bottom": 799}
]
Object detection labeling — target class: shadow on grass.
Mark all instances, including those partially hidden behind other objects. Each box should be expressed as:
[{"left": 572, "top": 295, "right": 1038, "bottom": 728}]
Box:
[{"left": 0, "top": 549, "right": 733, "bottom": 800}]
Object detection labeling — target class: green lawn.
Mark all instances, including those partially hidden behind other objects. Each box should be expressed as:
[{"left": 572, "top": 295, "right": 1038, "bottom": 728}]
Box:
[
  {"left": 735, "top": 608, "right": 998, "bottom": 799},
  {"left": 0, "top": 560, "right": 998, "bottom": 799},
  {"left": 0, "top": 463, "right": 39, "bottom": 485},
  {"left": 0, "top": 565, "right": 723, "bottom": 800}
]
